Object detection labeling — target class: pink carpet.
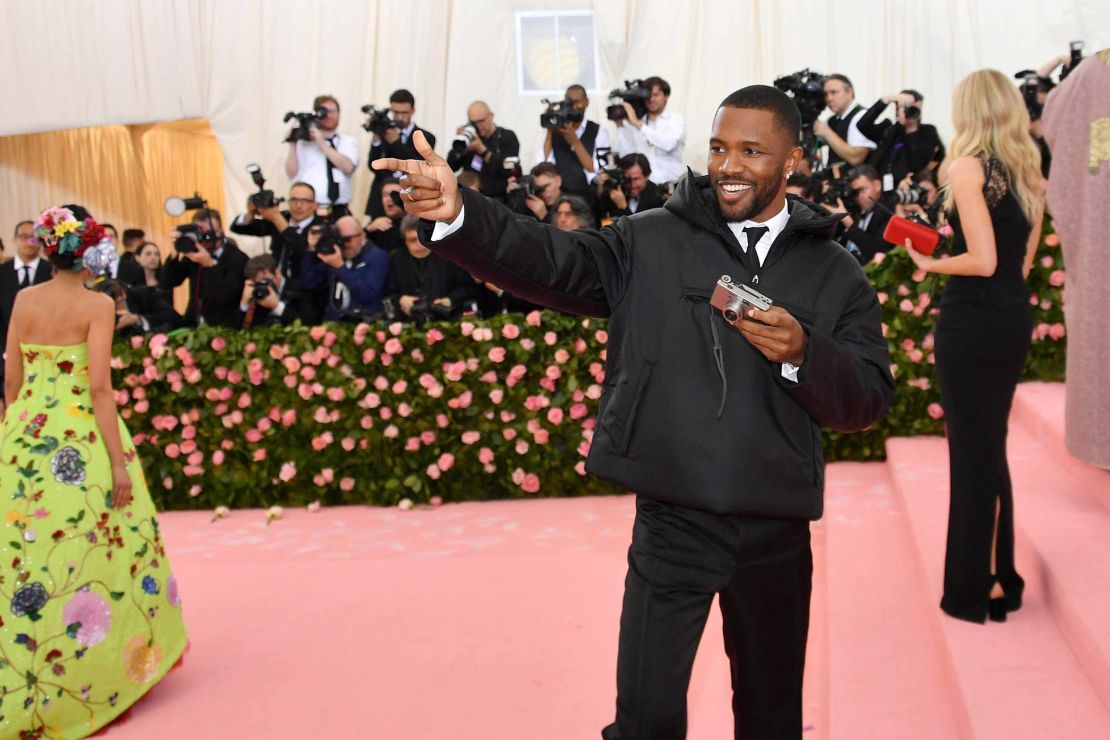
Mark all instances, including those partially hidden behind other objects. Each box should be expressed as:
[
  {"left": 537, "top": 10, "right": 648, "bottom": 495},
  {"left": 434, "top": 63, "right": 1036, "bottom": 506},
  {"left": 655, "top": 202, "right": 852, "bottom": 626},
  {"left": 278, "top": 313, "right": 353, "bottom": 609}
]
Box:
[{"left": 103, "top": 383, "right": 1110, "bottom": 739}]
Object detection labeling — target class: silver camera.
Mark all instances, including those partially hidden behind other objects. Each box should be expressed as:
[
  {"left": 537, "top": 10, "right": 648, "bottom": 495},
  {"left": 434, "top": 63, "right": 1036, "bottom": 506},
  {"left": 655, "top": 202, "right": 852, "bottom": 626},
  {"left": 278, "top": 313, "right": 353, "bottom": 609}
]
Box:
[{"left": 710, "top": 275, "right": 773, "bottom": 323}]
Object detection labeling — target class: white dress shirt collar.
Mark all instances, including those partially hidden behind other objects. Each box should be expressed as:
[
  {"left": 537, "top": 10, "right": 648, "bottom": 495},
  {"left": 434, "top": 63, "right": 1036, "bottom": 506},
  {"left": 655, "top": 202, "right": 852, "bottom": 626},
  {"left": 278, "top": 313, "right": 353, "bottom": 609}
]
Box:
[{"left": 726, "top": 200, "right": 791, "bottom": 266}]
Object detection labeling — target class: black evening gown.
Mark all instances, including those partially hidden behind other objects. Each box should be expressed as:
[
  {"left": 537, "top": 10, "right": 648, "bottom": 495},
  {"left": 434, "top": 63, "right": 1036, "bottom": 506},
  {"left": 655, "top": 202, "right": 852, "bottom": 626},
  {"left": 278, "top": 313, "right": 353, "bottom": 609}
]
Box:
[{"left": 935, "top": 156, "right": 1033, "bottom": 623}]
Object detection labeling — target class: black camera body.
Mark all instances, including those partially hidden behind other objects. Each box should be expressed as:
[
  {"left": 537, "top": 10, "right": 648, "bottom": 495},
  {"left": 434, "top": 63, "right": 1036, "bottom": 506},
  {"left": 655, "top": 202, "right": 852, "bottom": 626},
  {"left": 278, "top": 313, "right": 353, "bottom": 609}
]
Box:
[
  {"left": 601, "top": 167, "right": 624, "bottom": 192},
  {"left": 451, "top": 124, "right": 478, "bottom": 155},
  {"left": 607, "top": 80, "right": 651, "bottom": 121},
  {"left": 246, "top": 164, "right": 284, "bottom": 209},
  {"left": 252, "top": 278, "right": 277, "bottom": 301},
  {"left": 283, "top": 107, "right": 328, "bottom": 143},
  {"left": 773, "top": 68, "right": 826, "bottom": 155},
  {"left": 173, "top": 224, "right": 219, "bottom": 254},
  {"left": 540, "top": 98, "right": 585, "bottom": 129},
  {"left": 361, "top": 105, "right": 400, "bottom": 137},
  {"left": 502, "top": 156, "right": 523, "bottom": 180},
  {"left": 311, "top": 222, "right": 342, "bottom": 257}
]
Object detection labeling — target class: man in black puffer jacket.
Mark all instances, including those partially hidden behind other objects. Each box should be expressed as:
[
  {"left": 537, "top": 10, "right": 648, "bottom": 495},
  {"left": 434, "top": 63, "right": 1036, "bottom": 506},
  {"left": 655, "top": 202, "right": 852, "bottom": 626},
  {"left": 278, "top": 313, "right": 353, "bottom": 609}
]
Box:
[{"left": 378, "top": 85, "right": 894, "bottom": 739}]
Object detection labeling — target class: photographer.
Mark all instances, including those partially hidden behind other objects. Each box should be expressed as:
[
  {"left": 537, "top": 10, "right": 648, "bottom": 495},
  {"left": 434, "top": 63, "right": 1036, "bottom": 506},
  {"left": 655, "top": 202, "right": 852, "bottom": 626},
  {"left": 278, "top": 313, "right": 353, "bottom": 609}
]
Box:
[
  {"left": 385, "top": 215, "right": 482, "bottom": 322},
  {"left": 553, "top": 195, "right": 595, "bottom": 232},
  {"left": 894, "top": 170, "right": 943, "bottom": 226},
  {"left": 812, "top": 74, "right": 876, "bottom": 168},
  {"left": 363, "top": 181, "right": 406, "bottom": 252},
  {"left": 284, "top": 95, "right": 358, "bottom": 216},
  {"left": 534, "top": 84, "right": 610, "bottom": 199},
  {"left": 365, "top": 89, "right": 438, "bottom": 217},
  {"left": 597, "top": 153, "right": 663, "bottom": 219},
  {"left": 93, "top": 278, "right": 177, "bottom": 337},
  {"left": 857, "top": 89, "right": 945, "bottom": 186},
  {"left": 822, "top": 164, "right": 896, "bottom": 263},
  {"left": 230, "top": 181, "right": 321, "bottom": 287},
  {"left": 162, "top": 208, "right": 248, "bottom": 328},
  {"left": 301, "top": 215, "right": 389, "bottom": 322},
  {"left": 510, "top": 163, "right": 564, "bottom": 223},
  {"left": 239, "top": 255, "right": 302, "bottom": 329},
  {"left": 1019, "top": 54, "right": 1072, "bottom": 177},
  {"left": 445, "top": 101, "right": 520, "bottom": 200},
  {"left": 613, "top": 76, "right": 686, "bottom": 184}
]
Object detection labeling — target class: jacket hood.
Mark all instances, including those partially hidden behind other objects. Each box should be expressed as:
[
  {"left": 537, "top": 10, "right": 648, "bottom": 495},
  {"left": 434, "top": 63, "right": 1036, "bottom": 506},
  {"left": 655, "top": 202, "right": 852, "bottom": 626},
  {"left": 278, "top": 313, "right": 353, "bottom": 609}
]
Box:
[{"left": 664, "top": 169, "right": 845, "bottom": 240}]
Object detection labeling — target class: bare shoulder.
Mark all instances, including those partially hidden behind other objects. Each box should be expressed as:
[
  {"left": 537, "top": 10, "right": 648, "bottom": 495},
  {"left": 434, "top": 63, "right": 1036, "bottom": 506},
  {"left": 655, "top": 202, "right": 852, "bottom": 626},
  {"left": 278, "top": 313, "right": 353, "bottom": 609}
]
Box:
[{"left": 947, "top": 156, "right": 986, "bottom": 186}]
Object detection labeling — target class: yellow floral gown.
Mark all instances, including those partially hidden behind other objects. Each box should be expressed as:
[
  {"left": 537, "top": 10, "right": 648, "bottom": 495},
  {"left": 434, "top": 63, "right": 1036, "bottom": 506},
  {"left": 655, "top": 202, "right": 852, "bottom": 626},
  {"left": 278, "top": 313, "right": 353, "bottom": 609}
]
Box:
[{"left": 0, "top": 344, "right": 186, "bottom": 739}]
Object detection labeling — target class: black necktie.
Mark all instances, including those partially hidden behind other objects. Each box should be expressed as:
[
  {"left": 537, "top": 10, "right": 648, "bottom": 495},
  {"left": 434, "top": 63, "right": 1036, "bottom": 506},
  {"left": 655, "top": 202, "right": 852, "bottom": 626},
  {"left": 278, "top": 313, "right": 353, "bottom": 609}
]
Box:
[
  {"left": 19, "top": 265, "right": 31, "bottom": 288},
  {"left": 325, "top": 136, "right": 340, "bottom": 204},
  {"left": 743, "top": 226, "right": 769, "bottom": 267}
]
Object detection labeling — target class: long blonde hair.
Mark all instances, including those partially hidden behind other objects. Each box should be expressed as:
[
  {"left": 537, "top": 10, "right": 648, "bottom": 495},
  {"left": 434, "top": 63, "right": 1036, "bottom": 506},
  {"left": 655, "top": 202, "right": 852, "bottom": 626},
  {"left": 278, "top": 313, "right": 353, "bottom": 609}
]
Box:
[{"left": 942, "top": 69, "right": 1043, "bottom": 224}]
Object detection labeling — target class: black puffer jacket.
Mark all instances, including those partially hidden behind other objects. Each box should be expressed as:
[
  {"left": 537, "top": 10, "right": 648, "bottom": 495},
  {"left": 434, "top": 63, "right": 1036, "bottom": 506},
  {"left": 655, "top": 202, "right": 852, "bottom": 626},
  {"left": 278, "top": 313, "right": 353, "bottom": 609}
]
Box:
[{"left": 420, "top": 173, "right": 894, "bottom": 519}]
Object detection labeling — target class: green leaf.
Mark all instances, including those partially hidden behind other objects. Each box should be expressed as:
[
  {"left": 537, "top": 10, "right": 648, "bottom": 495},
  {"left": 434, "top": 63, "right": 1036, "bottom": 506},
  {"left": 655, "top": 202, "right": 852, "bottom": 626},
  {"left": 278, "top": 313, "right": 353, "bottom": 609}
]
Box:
[
  {"left": 7, "top": 542, "right": 20, "bottom": 551},
  {"left": 109, "top": 592, "right": 125, "bottom": 601}
]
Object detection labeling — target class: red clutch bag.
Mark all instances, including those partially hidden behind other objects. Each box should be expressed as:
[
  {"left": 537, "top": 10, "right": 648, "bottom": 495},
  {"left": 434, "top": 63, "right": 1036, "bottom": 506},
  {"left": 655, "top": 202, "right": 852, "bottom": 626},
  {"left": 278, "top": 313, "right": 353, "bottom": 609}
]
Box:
[{"left": 883, "top": 215, "right": 940, "bottom": 256}]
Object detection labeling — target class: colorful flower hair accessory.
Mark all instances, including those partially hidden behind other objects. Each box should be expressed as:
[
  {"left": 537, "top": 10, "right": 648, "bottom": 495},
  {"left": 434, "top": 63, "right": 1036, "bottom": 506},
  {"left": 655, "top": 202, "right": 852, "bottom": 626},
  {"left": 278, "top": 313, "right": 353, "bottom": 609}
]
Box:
[{"left": 33, "top": 206, "right": 114, "bottom": 274}]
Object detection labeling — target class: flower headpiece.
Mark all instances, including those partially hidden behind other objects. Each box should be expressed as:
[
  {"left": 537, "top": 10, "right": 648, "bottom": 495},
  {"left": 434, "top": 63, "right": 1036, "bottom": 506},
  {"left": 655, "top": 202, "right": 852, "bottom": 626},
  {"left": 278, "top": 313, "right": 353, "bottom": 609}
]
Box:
[{"left": 33, "top": 206, "right": 115, "bottom": 275}]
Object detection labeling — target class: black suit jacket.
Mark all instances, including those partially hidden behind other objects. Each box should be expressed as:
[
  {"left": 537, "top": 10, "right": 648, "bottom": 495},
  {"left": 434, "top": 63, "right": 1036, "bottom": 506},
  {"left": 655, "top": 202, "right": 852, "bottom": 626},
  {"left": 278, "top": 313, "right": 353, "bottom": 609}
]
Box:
[
  {"left": 601, "top": 180, "right": 664, "bottom": 219},
  {"left": 111, "top": 258, "right": 145, "bottom": 287},
  {"left": 857, "top": 99, "right": 946, "bottom": 184},
  {"left": 842, "top": 197, "right": 895, "bottom": 262},
  {"left": 445, "top": 126, "right": 520, "bottom": 199},
  {"left": 162, "top": 241, "right": 249, "bottom": 328},
  {"left": 229, "top": 211, "right": 320, "bottom": 282},
  {"left": 0, "top": 260, "right": 54, "bottom": 383},
  {"left": 116, "top": 285, "right": 179, "bottom": 337},
  {"left": 366, "top": 126, "right": 437, "bottom": 216}
]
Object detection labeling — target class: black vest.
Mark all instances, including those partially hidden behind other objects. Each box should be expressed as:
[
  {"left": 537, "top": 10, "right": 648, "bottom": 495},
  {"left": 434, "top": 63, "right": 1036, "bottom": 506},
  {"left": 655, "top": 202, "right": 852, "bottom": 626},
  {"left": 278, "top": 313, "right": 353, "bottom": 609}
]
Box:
[
  {"left": 552, "top": 120, "right": 599, "bottom": 195},
  {"left": 826, "top": 105, "right": 864, "bottom": 167}
]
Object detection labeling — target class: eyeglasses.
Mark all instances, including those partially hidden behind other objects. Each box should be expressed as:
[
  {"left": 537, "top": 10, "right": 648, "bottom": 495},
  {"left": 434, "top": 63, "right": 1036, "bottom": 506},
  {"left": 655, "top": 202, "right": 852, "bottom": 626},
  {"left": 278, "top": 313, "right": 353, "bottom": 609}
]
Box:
[
  {"left": 288, "top": 198, "right": 316, "bottom": 205},
  {"left": 15, "top": 234, "right": 36, "bottom": 242},
  {"left": 339, "top": 234, "right": 362, "bottom": 244}
]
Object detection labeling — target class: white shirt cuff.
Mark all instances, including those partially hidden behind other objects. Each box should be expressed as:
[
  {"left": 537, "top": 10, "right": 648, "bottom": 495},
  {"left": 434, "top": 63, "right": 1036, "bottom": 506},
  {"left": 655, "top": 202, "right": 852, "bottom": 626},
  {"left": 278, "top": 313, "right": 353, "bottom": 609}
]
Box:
[
  {"left": 781, "top": 362, "right": 800, "bottom": 383},
  {"left": 430, "top": 206, "right": 466, "bottom": 241}
]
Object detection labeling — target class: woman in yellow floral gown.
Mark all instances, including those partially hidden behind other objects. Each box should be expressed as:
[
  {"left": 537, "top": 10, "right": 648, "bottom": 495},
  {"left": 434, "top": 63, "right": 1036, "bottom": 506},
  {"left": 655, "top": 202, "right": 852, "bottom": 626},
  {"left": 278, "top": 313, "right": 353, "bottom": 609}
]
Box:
[{"left": 0, "top": 206, "right": 186, "bottom": 738}]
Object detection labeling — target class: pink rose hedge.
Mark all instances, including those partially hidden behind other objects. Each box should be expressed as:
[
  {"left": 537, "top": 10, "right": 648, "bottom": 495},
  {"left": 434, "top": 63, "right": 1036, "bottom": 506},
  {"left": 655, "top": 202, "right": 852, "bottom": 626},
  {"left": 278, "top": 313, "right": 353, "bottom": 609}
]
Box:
[{"left": 111, "top": 220, "right": 1067, "bottom": 509}]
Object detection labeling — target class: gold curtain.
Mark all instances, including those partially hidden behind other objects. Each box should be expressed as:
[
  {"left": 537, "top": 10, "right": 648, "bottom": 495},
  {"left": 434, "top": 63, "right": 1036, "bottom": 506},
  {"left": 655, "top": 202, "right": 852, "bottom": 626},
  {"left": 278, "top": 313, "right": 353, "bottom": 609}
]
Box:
[{"left": 0, "top": 120, "right": 226, "bottom": 267}]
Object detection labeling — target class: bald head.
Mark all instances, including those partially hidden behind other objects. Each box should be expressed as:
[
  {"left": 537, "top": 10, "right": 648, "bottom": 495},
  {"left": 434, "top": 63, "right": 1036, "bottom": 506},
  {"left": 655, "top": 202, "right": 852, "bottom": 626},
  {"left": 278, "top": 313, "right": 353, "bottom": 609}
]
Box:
[
  {"left": 335, "top": 216, "right": 364, "bottom": 260},
  {"left": 467, "top": 101, "right": 495, "bottom": 137}
]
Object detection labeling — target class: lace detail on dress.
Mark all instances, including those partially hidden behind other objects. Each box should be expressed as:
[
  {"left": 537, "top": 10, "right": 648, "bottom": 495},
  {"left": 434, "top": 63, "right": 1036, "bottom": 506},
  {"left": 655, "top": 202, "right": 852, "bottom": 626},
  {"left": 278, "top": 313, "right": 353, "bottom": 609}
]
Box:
[{"left": 980, "top": 154, "right": 1010, "bottom": 208}]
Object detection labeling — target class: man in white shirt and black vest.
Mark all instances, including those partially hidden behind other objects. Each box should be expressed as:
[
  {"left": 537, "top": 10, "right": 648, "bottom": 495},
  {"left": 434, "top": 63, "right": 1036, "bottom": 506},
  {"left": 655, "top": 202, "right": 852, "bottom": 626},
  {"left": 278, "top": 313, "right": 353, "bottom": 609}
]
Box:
[
  {"left": 534, "top": 84, "right": 611, "bottom": 200},
  {"left": 0, "top": 220, "right": 53, "bottom": 392},
  {"left": 285, "top": 94, "right": 359, "bottom": 218},
  {"left": 613, "top": 76, "right": 687, "bottom": 184},
  {"left": 813, "top": 74, "right": 877, "bottom": 169}
]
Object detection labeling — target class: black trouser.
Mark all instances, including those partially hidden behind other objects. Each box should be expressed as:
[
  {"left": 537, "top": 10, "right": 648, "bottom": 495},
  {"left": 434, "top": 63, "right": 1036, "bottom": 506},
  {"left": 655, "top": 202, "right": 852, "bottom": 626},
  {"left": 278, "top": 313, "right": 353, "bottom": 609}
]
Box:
[
  {"left": 602, "top": 497, "right": 812, "bottom": 740},
  {"left": 935, "top": 295, "right": 1032, "bottom": 621}
]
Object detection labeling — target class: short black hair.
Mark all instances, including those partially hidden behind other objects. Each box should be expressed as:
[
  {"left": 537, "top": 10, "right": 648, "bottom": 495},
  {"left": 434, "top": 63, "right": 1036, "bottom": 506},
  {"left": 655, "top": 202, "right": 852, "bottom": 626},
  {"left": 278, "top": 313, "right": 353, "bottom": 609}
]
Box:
[
  {"left": 192, "top": 208, "right": 222, "bottom": 227},
  {"left": 617, "top": 153, "right": 652, "bottom": 177},
  {"left": 555, "top": 195, "right": 595, "bottom": 229},
  {"left": 94, "top": 278, "right": 127, "bottom": 302},
  {"left": 901, "top": 89, "right": 923, "bottom": 103},
  {"left": 291, "top": 181, "right": 316, "bottom": 197},
  {"left": 122, "top": 228, "right": 145, "bottom": 245},
  {"left": 14, "top": 220, "right": 33, "bottom": 237},
  {"left": 565, "top": 84, "right": 587, "bottom": 98},
  {"left": 102, "top": 223, "right": 117, "bottom": 236},
  {"left": 245, "top": 254, "right": 277, "bottom": 280},
  {"left": 825, "top": 74, "right": 854, "bottom": 92},
  {"left": 848, "top": 164, "right": 881, "bottom": 182},
  {"left": 390, "top": 89, "right": 415, "bottom": 106},
  {"left": 643, "top": 76, "right": 670, "bottom": 97},
  {"left": 718, "top": 85, "right": 802, "bottom": 146}
]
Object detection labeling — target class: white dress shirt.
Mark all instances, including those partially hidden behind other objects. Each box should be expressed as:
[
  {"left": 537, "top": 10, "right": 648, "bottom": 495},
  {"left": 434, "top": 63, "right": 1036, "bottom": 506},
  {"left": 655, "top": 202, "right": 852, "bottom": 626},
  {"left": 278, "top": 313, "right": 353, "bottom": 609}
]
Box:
[
  {"left": 293, "top": 131, "right": 359, "bottom": 205},
  {"left": 12, "top": 255, "right": 43, "bottom": 286},
  {"left": 614, "top": 110, "right": 687, "bottom": 183},
  {"left": 533, "top": 120, "right": 612, "bottom": 183}
]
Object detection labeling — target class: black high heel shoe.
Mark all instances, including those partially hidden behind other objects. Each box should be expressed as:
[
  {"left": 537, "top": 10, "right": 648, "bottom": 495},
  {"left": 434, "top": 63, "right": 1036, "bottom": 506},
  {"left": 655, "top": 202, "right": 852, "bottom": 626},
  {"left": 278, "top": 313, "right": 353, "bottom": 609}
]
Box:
[
  {"left": 997, "top": 573, "right": 1025, "bottom": 613},
  {"left": 988, "top": 597, "right": 1008, "bottom": 622}
]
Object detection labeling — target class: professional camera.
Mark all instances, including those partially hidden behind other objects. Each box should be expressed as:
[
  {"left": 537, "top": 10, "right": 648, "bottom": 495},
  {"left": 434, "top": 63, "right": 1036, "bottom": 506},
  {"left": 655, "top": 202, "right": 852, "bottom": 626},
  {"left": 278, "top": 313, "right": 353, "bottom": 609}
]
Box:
[
  {"left": 361, "top": 104, "right": 400, "bottom": 137},
  {"left": 1018, "top": 71, "right": 1044, "bottom": 121},
  {"left": 245, "top": 164, "right": 283, "bottom": 209},
  {"left": 606, "top": 80, "right": 651, "bottom": 121},
  {"left": 773, "top": 68, "right": 826, "bottom": 155},
  {"left": 173, "top": 224, "right": 219, "bottom": 254},
  {"left": 1060, "top": 40, "right": 1084, "bottom": 81},
  {"left": 893, "top": 185, "right": 928, "bottom": 205},
  {"left": 812, "top": 169, "right": 856, "bottom": 207},
  {"left": 601, "top": 168, "right": 624, "bottom": 192},
  {"left": 710, "top": 275, "right": 773, "bottom": 323},
  {"left": 410, "top": 297, "right": 455, "bottom": 322},
  {"left": 451, "top": 124, "right": 478, "bottom": 155},
  {"left": 502, "top": 156, "right": 523, "bottom": 180},
  {"left": 251, "top": 278, "right": 277, "bottom": 302},
  {"left": 540, "top": 98, "right": 584, "bottom": 129},
  {"left": 283, "top": 107, "right": 328, "bottom": 143},
  {"left": 310, "top": 221, "right": 342, "bottom": 257}
]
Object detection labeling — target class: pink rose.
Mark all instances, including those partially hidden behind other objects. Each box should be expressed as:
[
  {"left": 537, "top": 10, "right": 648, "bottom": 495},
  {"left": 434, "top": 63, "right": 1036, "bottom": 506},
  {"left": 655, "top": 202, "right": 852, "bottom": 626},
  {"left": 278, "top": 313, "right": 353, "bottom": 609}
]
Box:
[
  {"left": 404, "top": 437, "right": 421, "bottom": 452},
  {"left": 246, "top": 429, "right": 263, "bottom": 443},
  {"left": 360, "top": 415, "right": 374, "bottom": 430},
  {"left": 575, "top": 461, "right": 587, "bottom": 476},
  {"left": 309, "top": 326, "right": 326, "bottom": 341},
  {"left": 1044, "top": 233, "right": 1060, "bottom": 247},
  {"left": 425, "top": 328, "right": 445, "bottom": 345},
  {"left": 420, "top": 430, "right": 437, "bottom": 445},
  {"left": 547, "top": 408, "right": 565, "bottom": 425},
  {"left": 478, "top": 371, "right": 498, "bottom": 384},
  {"left": 526, "top": 311, "right": 542, "bottom": 326},
  {"left": 211, "top": 337, "right": 226, "bottom": 351},
  {"left": 384, "top": 338, "right": 403, "bottom": 355},
  {"left": 340, "top": 477, "right": 356, "bottom": 492},
  {"left": 511, "top": 468, "right": 526, "bottom": 485},
  {"left": 1048, "top": 323, "right": 1066, "bottom": 340},
  {"left": 515, "top": 439, "right": 529, "bottom": 455},
  {"left": 165, "top": 444, "right": 181, "bottom": 459},
  {"left": 282, "top": 409, "right": 297, "bottom": 427},
  {"left": 908, "top": 349, "right": 924, "bottom": 363},
  {"left": 502, "top": 324, "right": 520, "bottom": 339},
  {"left": 397, "top": 403, "right": 412, "bottom": 417},
  {"left": 570, "top": 403, "right": 588, "bottom": 420},
  {"left": 521, "top": 474, "right": 540, "bottom": 494},
  {"left": 478, "top": 447, "right": 495, "bottom": 464},
  {"left": 180, "top": 440, "right": 197, "bottom": 455},
  {"left": 927, "top": 403, "right": 944, "bottom": 420},
  {"left": 488, "top": 346, "right": 507, "bottom": 363},
  {"left": 871, "top": 252, "right": 886, "bottom": 264},
  {"left": 1040, "top": 255, "right": 1054, "bottom": 268},
  {"left": 438, "top": 453, "right": 455, "bottom": 471},
  {"left": 279, "top": 462, "right": 297, "bottom": 481},
  {"left": 383, "top": 424, "right": 399, "bottom": 438},
  {"left": 544, "top": 331, "right": 557, "bottom": 346},
  {"left": 253, "top": 449, "right": 267, "bottom": 461},
  {"left": 520, "top": 338, "right": 535, "bottom": 350},
  {"left": 1049, "top": 270, "right": 1065, "bottom": 287},
  {"left": 461, "top": 431, "right": 481, "bottom": 445},
  {"left": 534, "top": 429, "right": 550, "bottom": 445},
  {"left": 503, "top": 428, "right": 517, "bottom": 440},
  {"left": 899, "top": 299, "right": 914, "bottom": 312},
  {"left": 313, "top": 406, "right": 331, "bottom": 424},
  {"left": 436, "top": 413, "right": 449, "bottom": 428}
]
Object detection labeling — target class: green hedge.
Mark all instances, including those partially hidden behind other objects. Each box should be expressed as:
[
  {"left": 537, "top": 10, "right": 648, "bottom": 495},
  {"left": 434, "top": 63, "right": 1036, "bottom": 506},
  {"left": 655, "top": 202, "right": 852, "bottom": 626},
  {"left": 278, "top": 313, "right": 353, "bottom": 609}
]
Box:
[{"left": 113, "top": 221, "right": 1066, "bottom": 510}]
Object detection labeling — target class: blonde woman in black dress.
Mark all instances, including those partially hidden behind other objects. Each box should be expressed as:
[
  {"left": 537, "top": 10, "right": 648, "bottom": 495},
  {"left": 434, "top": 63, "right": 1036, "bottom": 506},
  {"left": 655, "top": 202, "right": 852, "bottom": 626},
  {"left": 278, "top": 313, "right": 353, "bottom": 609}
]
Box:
[{"left": 905, "top": 68, "right": 1045, "bottom": 623}]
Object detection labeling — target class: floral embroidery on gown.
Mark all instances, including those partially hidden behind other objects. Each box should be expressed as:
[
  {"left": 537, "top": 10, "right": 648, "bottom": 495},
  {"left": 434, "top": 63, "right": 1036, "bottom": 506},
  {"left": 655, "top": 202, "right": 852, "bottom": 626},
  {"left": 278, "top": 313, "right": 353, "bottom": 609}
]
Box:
[{"left": 0, "top": 343, "right": 186, "bottom": 739}]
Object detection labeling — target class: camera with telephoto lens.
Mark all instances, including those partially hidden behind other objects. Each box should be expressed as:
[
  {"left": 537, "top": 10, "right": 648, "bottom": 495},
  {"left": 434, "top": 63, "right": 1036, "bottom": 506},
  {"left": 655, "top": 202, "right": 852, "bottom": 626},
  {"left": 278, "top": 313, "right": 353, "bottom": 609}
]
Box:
[
  {"left": 540, "top": 98, "right": 584, "bottom": 129},
  {"left": 173, "top": 224, "right": 219, "bottom": 254},
  {"left": 812, "top": 169, "right": 856, "bottom": 207},
  {"left": 451, "top": 124, "right": 478, "bottom": 155},
  {"left": 361, "top": 104, "right": 400, "bottom": 137},
  {"left": 283, "top": 107, "right": 328, "bottom": 143},
  {"left": 606, "top": 80, "right": 651, "bottom": 121},
  {"left": 251, "top": 278, "right": 277, "bottom": 301},
  {"left": 773, "top": 68, "right": 826, "bottom": 155},
  {"left": 710, "top": 275, "right": 773, "bottom": 323},
  {"left": 894, "top": 185, "right": 928, "bottom": 205},
  {"left": 245, "top": 164, "right": 284, "bottom": 209}
]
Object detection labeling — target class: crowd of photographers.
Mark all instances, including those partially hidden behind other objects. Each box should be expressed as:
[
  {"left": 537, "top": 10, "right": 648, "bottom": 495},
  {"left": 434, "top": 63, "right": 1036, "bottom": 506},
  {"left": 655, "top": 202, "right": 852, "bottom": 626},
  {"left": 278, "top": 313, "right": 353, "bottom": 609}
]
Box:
[{"left": 4, "top": 50, "right": 1080, "bottom": 338}]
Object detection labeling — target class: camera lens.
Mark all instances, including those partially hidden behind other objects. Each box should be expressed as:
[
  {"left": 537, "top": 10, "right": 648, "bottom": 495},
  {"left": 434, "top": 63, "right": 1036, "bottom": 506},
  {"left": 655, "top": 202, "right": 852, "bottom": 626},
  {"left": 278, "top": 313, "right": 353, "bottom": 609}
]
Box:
[{"left": 723, "top": 298, "right": 744, "bottom": 323}]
